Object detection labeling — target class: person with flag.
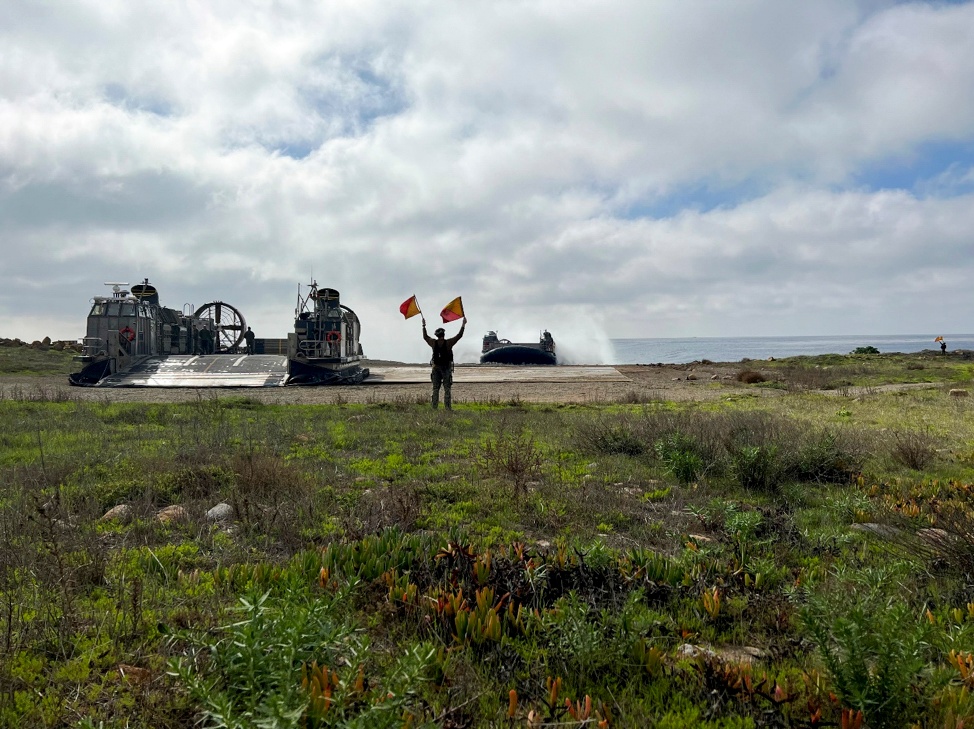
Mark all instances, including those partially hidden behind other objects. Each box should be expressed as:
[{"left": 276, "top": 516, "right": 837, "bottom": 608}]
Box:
[{"left": 420, "top": 297, "right": 466, "bottom": 410}]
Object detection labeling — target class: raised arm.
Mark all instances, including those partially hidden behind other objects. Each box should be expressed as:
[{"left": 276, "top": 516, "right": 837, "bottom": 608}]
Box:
[
  {"left": 422, "top": 317, "right": 435, "bottom": 346},
  {"left": 447, "top": 317, "right": 467, "bottom": 345}
]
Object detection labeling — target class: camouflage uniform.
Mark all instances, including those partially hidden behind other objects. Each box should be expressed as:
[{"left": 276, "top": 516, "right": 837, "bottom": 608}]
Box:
[{"left": 423, "top": 320, "right": 466, "bottom": 409}]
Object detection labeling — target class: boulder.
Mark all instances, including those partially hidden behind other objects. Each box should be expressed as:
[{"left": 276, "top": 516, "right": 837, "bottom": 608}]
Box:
[
  {"left": 101, "top": 504, "right": 134, "bottom": 523},
  {"left": 206, "top": 502, "right": 234, "bottom": 523},
  {"left": 156, "top": 505, "right": 189, "bottom": 524}
]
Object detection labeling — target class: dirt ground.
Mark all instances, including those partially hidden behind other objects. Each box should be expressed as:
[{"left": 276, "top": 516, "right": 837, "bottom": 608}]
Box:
[{"left": 0, "top": 361, "right": 793, "bottom": 404}]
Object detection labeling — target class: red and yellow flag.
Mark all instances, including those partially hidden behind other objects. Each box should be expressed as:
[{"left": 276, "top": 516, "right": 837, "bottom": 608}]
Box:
[
  {"left": 440, "top": 296, "right": 464, "bottom": 323},
  {"left": 399, "top": 295, "right": 421, "bottom": 319},
  {"left": 935, "top": 336, "right": 944, "bottom": 342}
]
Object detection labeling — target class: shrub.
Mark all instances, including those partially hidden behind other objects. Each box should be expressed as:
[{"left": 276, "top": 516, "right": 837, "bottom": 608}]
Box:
[
  {"left": 575, "top": 416, "right": 645, "bottom": 456},
  {"left": 736, "top": 370, "right": 766, "bottom": 384},
  {"left": 802, "top": 593, "right": 929, "bottom": 728},
  {"left": 851, "top": 346, "right": 880, "bottom": 355},
  {"left": 654, "top": 432, "right": 704, "bottom": 485},
  {"left": 169, "top": 588, "right": 436, "bottom": 728},
  {"left": 479, "top": 422, "right": 544, "bottom": 492},
  {"left": 890, "top": 430, "right": 939, "bottom": 471},
  {"left": 730, "top": 444, "right": 781, "bottom": 493},
  {"left": 786, "top": 429, "right": 862, "bottom": 484}
]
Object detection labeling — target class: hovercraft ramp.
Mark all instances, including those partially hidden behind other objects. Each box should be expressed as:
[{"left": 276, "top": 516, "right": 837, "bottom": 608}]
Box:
[{"left": 97, "top": 355, "right": 290, "bottom": 387}]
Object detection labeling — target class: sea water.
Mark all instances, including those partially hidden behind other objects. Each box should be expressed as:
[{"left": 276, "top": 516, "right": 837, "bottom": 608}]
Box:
[{"left": 609, "top": 334, "right": 974, "bottom": 365}]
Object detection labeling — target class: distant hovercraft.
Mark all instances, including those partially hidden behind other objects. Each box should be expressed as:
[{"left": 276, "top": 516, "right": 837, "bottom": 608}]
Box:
[{"left": 480, "top": 330, "right": 557, "bottom": 365}]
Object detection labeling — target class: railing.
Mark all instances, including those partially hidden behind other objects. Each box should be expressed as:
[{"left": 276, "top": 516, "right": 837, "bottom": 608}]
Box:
[
  {"left": 81, "top": 337, "right": 107, "bottom": 357},
  {"left": 298, "top": 339, "right": 340, "bottom": 358}
]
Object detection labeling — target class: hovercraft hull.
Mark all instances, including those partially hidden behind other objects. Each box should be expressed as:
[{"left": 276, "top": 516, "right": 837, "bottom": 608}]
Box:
[
  {"left": 286, "top": 358, "right": 370, "bottom": 385},
  {"left": 480, "top": 345, "right": 557, "bottom": 366}
]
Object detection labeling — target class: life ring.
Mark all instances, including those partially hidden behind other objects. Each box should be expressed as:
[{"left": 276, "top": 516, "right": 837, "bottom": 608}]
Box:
[
  {"left": 119, "top": 326, "right": 136, "bottom": 342},
  {"left": 325, "top": 331, "right": 341, "bottom": 343}
]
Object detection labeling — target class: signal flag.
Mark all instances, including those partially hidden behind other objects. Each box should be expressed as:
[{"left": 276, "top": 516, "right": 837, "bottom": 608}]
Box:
[
  {"left": 440, "top": 296, "right": 464, "bottom": 323},
  {"left": 399, "top": 295, "right": 421, "bottom": 319}
]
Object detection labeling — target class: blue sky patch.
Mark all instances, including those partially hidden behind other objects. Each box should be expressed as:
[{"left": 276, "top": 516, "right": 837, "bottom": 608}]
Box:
[
  {"left": 619, "top": 178, "right": 771, "bottom": 220},
  {"left": 851, "top": 138, "right": 974, "bottom": 197},
  {"left": 102, "top": 83, "right": 174, "bottom": 117}
]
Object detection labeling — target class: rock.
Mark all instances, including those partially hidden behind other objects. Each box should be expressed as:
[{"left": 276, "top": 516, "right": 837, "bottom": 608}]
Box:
[
  {"left": 537, "top": 540, "right": 551, "bottom": 549},
  {"left": 688, "top": 533, "right": 713, "bottom": 543},
  {"left": 117, "top": 664, "right": 151, "bottom": 684},
  {"left": 949, "top": 389, "right": 969, "bottom": 397},
  {"left": 918, "top": 527, "right": 959, "bottom": 546},
  {"left": 678, "top": 643, "right": 767, "bottom": 664},
  {"left": 678, "top": 644, "right": 716, "bottom": 660},
  {"left": 101, "top": 504, "right": 134, "bottom": 523},
  {"left": 851, "top": 522, "right": 902, "bottom": 539},
  {"left": 686, "top": 373, "right": 697, "bottom": 381},
  {"left": 711, "top": 374, "right": 719, "bottom": 380},
  {"left": 716, "top": 646, "right": 768, "bottom": 664},
  {"left": 156, "top": 505, "right": 189, "bottom": 524},
  {"left": 42, "top": 336, "right": 51, "bottom": 345},
  {"left": 52, "top": 342, "right": 65, "bottom": 351},
  {"left": 206, "top": 503, "right": 233, "bottom": 522}
]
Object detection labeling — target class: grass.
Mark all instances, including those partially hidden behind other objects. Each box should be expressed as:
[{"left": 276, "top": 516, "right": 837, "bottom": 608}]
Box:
[
  {"left": 0, "top": 345, "right": 77, "bottom": 375},
  {"left": 2, "top": 349, "right": 974, "bottom": 726}
]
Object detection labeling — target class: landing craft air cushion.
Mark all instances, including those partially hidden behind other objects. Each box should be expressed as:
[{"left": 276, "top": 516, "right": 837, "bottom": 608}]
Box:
[{"left": 68, "top": 279, "right": 368, "bottom": 387}]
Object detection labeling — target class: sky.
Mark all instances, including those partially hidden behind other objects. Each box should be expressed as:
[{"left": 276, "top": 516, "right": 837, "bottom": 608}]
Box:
[{"left": 2, "top": 0, "right": 973, "bottom": 364}]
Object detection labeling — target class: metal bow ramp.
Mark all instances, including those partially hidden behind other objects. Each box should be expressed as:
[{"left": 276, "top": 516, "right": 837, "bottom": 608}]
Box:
[{"left": 96, "top": 355, "right": 290, "bottom": 387}]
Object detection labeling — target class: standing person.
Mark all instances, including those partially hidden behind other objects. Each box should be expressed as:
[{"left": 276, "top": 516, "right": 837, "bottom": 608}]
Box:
[
  {"left": 422, "top": 316, "right": 466, "bottom": 410},
  {"left": 244, "top": 326, "right": 256, "bottom": 355},
  {"left": 941, "top": 339, "right": 948, "bottom": 355},
  {"left": 199, "top": 327, "right": 213, "bottom": 355}
]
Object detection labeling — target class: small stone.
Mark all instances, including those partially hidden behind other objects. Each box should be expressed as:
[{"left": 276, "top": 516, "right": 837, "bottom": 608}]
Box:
[
  {"left": 688, "top": 533, "right": 713, "bottom": 543},
  {"left": 206, "top": 503, "right": 233, "bottom": 522},
  {"left": 686, "top": 373, "right": 697, "bottom": 381},
  {"left": 101, "top": 504, "right": 134, "bottom": 523},
  {"left": 949, "top": 389, "right": 969, "bottom": 397},
  {"left": 537, "top": 540, "right": 551, "bottom": 549},
  {"left": 156, "top": 505, "right": 189, "bottom": 524},
  {"left": 851, "top": 522, "right": 902, "bottom": 539},
  {"left": 586, "top": 463, "right": 597, "bottom": 469},
  {"left": 117, "top": 664, "right": 151, "bottom": 684},
  {"left": 711, "top": 374, "right": 719, "bottom": 380}
]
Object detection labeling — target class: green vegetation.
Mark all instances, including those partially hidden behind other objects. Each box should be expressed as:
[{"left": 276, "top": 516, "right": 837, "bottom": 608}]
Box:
[
  {"left": 2, "top": 350, "right": 974, "bottom": 727},
  {"left": 0, "top": 345, "right": 77, "bottom": 375}
]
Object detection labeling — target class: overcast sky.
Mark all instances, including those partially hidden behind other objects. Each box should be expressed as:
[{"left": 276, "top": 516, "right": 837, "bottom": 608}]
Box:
[{"left": 2, "top": 0, "right": 973, "bottom": 363}]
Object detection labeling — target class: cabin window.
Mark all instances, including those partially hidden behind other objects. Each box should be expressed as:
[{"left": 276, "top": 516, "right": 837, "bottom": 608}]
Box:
[
  {"left": 107, "top": 302, "right": 120, "bottom": 316},
  {"left": 121, "top": 303, "right": 136, "bottom": 317},
  {"left": 89, "top": 302, "right": 107, "bottom": 317}
]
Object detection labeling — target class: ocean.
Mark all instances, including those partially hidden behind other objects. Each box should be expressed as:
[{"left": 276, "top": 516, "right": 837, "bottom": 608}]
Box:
[{"left": 609, "top": 334, "right": 974, "bottom": 365}]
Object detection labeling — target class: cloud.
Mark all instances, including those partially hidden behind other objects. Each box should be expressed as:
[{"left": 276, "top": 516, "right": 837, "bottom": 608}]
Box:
[{"left": 1, "top": 0, "right": 973, "bottom": 362}]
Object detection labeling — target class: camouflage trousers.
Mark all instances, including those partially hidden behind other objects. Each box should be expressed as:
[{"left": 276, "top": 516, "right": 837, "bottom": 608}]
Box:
[{"left": 431, "top": 365, "right": 453, "bottom": 409}]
